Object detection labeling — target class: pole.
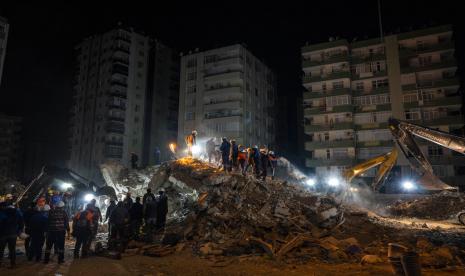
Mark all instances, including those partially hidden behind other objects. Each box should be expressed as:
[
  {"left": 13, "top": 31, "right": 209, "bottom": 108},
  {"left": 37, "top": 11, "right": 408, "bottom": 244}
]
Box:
[{"left": 377, "top": 0, "right": 384, "bottom": 42}]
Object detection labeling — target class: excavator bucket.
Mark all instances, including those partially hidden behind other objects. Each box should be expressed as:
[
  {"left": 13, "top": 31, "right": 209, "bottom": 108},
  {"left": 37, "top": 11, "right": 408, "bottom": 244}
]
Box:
[{"left": 416, "top": 171, "right": 456, "bottom": 191}]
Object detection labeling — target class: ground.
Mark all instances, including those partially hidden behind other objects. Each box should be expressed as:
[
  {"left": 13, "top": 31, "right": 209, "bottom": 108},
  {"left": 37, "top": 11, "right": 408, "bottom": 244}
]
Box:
[{"left": 3, "top": 247, "right": 464, "bottom": 276}]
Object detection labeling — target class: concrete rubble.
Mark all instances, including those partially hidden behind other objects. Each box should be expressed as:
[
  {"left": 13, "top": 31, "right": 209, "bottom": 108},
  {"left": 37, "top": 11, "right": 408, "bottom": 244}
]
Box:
[{"left": 100, "top": 158, "right": 465, "bottom": 269}]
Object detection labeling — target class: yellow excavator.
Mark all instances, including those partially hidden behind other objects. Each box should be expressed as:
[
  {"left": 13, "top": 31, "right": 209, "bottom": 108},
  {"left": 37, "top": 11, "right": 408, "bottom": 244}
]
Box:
[{"left": 343, "top": 118, "right": 464, "bottom": 192}]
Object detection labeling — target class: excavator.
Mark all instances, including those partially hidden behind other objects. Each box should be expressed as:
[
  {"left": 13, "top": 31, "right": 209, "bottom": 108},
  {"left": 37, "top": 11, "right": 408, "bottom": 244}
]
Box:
[
  {"left": 15, "top": 165, "right": 116, "bottom": 212},
  {"left": 342, "top": 118, "right": 465, "bottom": 225}
]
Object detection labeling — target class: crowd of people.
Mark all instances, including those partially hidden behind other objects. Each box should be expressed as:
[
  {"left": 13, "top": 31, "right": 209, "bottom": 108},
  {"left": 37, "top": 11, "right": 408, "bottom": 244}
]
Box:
[
  {"left": 0, "top": 187, "right": 168, "bottom": 269},
  {"left": 205, "top": 137, "right": 278, "bottom": 180}
]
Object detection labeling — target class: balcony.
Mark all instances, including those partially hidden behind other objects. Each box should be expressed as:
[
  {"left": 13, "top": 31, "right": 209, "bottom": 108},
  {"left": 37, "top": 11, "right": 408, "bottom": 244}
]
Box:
[
  {"left": 403, "top": 96, "right": 462, "bottom": 108},
  {"left": 105, "top": 141, "right": 123, "bottom": 147},
  {"left": 108, "top": 88, "right": 127, "bottom": 99},
  {"left": 401, "top": 59, "right": 457, "bottom": 74},
  {"left": 303, "top": 88, "right": 352, "bottom": 99},
  {"left": 353, "top": 87, "right": 390, "bottom": 97},
  {"left": 304, "top": 121, "right": 354, "bottom": 133},
  {"left": 304, "top": 105, "right": 353, "bottom": 116},
  {"left": 350, "top": 53, "right": 386, "bottom": 64},
  {"left": 204, "top": 113, "right": 242, "bottom": 120},
  {"left": 203, "top": 86, "right": 242, "bottom": 98},
  {"left": 303, "top": 71, "right": 351, "bottom": 83},
  {"left": 106, "top": 122, "right": 125, "bottom": 134},
  {"left": 356, "top": 140, "right": 394, "bottom": 148},
  {"left": 204, "top": 100, "right": 242, "bottom": 111},
  {"left": 402, "top": 78, "right": 459, "bottom": 91},
  {"left": 355, "top": 103, "right": 391, "bottom": 113},
  {"left": 203, "top": 71, "right": 243, "bottom": 81},
  {"left": 351, "top": 70, "right": 387, "bottom": 80},
  {"left": 301, "top": 40, "right": 349, "bottom": 53},
  {"left": 107, "top": 116, "right": 125, "bottom": 122},
  {"left": 423, "top": 116, "right": 464, "bottom": 126},
  {"left": 305, "top": 157, "right": 355, "bottom": 167},
  {"left": 305, "top": 139, "right": 355, "bottom": 150},
  {"left": 302, "top": 54, "right": 349, "bottom": 67},
  {"left": 111, "top": 79, "right": 128, "bottom": 88},
  {"left": 112, "top": 56, "right": 129, "bottom": 65},
  {"left": 354, "top": 122, "right": 389, "bottom": 130},
  {"left": 107, "top": 101, "right": 126, "bottom": 110},
  {"left": 204, "top": 69, "right": 243, "bottom": 78},
  {"left": 399, "top": 41, "right": 454, "bottom": 57}
]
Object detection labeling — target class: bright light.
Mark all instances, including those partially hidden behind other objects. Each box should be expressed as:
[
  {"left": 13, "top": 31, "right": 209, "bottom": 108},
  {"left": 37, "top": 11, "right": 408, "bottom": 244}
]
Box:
[
  {"left": 84, "top": 193, "right": 94, "bottom": 202},
  {"left": 327, "top": 178, "right": 340, "bottom": 187},
  {"left": 60, "top": 182, "right": 73, "bottom": 190},
  {"left": 349, "top": 187, "right": 359, "bottom": 192},
  {"left": 169, "top": 143, "right": 176, "bottom": 154},
  {"left": 192, "top": 145, "right": 201, "bottom": 155},
  {"left": 306, "top": 178, "right": 316, "bottom": 186},
  {"left": 402, "top": 181, "right": 415, "bottom": 191}
]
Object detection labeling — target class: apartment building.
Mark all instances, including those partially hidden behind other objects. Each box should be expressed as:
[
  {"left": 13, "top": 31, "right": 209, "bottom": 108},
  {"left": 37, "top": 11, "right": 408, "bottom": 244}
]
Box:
[
  {"left": 178, "top": 44, "right": 276, "bottom": 148},
  {"left": 0, "top": 113, "right": 22, "bottom": 179},
  {"left": 301, "top": 25, "right": 464, "bottom": 189},
  {"left": 0, "top": 16, "right": 9, "bottom": 86},
  {"left": 69, "top": 27, "right": 179, "bottom": 183}
]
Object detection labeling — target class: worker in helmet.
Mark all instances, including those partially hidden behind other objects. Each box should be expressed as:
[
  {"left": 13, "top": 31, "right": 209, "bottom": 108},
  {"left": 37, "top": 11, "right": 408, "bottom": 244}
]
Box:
[
  {"left": 185, "top": 130, "right": 197, "bottom": 157},
  {"left": 268, "top": 151, "right": 278, "bottom": 180}
]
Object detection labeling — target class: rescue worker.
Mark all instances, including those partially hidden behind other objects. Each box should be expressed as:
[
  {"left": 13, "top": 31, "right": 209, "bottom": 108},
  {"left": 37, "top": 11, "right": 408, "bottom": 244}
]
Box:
[
  {"left": 206, "top": 138, "right": 216, "bottom": 163},
  {"left": 219, "top": 137, "right": 231, "bottom": 172},
  {"left": 129, "top": 197, "right": 143, "bottom": 240},
  {"left": 131, "top": 152, "right": 139, "bottom": 169},
  {"left": 86, "top": 198, "right": 102, "bottom": 254},
  {"left": 156, "top": 189, "right": 168, "bottom": 231},
  {"left": 259, "top": 148, "right": 269, "bottom": 181},
  {"left": 123, "top": 192, "right": 133, "bottom": 210},
  {"left": 109, "top": 202, "right": 129, "bottom": 252},
  {"left": 143, "top": 188, "right": 156, "bottom": 206},
  {"left": 185, "top": 130, "right": 197, "bottom": 157},
  {"left": 237, "top": 145, "right": 248, "bottom": 175},
  {"left": 268, "top": 151, "right": 278, "bottom": 180},
  {"left": 0, "top": 198, "right": 24, "bottom": 268},
  {"left": 23, "top": 202, "right": 36, "bottom": 258},
  {"left": 143, "top": 192, "right": 157, "bottom": 242},
  {"left": 154, "top": 147, "right": 161, "bottom": 165},
  {"left": 73, "top": 204, "right": 93, "bottom": 258},
  {"left": 105, "top": 199, "right": 117, "bottom": 236},
  {"left": 229, "top": 140, "right": 239, "bottom": 171},
  {"left": 50, "top": 191, "right": 63, "bottom": 208},
  {"left": 28, "top": 205, "right": 49, "bottom": 262},
  {"left": 44, "top": 201, "right": 69, "bottom": 264}
]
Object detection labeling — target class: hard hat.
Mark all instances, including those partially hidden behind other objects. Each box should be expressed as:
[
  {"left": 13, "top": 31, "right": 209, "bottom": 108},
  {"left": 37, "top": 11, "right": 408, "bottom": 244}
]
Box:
[
  {"left": 269, "top": 151, "right": 275, "bottom": 155},
  {"left": 5, "top": 194, "right": 13, "bottom": 199},
  {"left": 192, "top": 130, "right": 198, "bottom": 135},
  {"left": 56, "top": 201, "right": 65, "bottom": 208},
  {"left": 159, "top": 188, "right": 165, "bottom": 192},
  {"left": 43, "top": 204, "right": 51, "bottom": 211}
]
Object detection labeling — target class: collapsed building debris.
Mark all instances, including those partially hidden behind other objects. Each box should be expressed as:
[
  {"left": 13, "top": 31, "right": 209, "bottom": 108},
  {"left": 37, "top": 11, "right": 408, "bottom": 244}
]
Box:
[
  {"left": 100, "top": 158, "right": 465, "bottom": 269},
  {"left": 387, "top": 191, "right": 465, "bottom": 220}
]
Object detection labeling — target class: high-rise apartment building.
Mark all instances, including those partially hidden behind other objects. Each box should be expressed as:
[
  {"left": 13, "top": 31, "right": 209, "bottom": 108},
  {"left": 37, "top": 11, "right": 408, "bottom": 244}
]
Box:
[
  {"left": 69, "top": 27, "right": 179, "bottom": 183},
  {"left": 301, "top": 25, "right": 464, "bottom": 189},
  {"left": 178, "top": 44, "right": 276, "bottom": 148},
  {"left": 0, "top": 113, "right": 22, "bottom": 179},
  {"left": 0, "top": 16, "right": 9, "bottom": 86}
]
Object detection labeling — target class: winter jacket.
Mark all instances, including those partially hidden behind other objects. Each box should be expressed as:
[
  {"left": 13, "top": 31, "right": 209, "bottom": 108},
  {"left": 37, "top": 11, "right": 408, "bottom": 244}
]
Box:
[
  {"left": 219, "top": 141, "right": 231, "bottom": 157},
  {"left": 73, "top": 210, "right": 93, "bottom": 236},
  {"left": 129, "top": 202, "right": 143, "bottom": 221},
  {"left": 143, "top": 193, "right": 156, "bottom": 205},
  {"left": 29, "top": 210, "right": 48, "bottom": 234},
  {"left": 105, "top": 203, "right": 116, "bottom": 221},
  {"left": 238, "top": 150, "right": 247, "bottom": 161},
  {"left": 47, "top": 208, "right": 70, "bottom": 232},
  {"left": 110, "top": 206, "right": 129, "bottom": 225},
  {"left": 157, "top": 194, "right": 168, "bottom": 216},
  {"left": 230, "top": 143, "right": 239, "bottom": 159},
  {"left": 0, "top": 206, "right": 24, "bottom": 237},
  {"left": 123, "top": 197, "right": 133, "bottom": 210},
  {"left": 145, "top": 199, "right": 157, "bottom": 219}
]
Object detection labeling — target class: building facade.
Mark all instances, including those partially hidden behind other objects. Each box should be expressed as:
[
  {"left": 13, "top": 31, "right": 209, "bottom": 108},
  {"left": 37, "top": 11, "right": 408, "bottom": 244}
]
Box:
[
  {"left": 178, "top": 44, "right": 276, "bottom": 149},
  {"left": 0, "top": 16, "right": 9, "bottom": 86},
  {"left": 0, "top": 114, "right": 22, "bottom": 179},
  {"left": 301, "top": 25, "right": 464, "bottom": 189},
  {"left": 69, "top": 27, "right": 179, "bottom": 183}
]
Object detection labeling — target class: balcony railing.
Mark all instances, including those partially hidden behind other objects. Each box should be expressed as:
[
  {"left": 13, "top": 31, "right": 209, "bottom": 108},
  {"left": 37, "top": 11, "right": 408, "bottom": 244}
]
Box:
[
  {"left": 401, "top": 59, "right": 457, "bottom": 74},
  {"left": 402, "top": 78, "right": 459, "bottom": 91},
  {"left": 403, "top": 96, "right": 462, "bottom": 108},
  {"left": 303, "top": 88, "right": 352, "bottom": 99},
  {"left": 399, "top": 41, "right": 454, "bottom": 57},
  {"left": 304, "top": 121, "right": 354, "bottom": 132},
  {"left": 302, "top": 54, "right": 349, "bottom": 67},
  {"left": 305, "top": 139, "right": 355, "bottom": 150},
  {"left": 304, "top": 105, "right": 353, "bottom": 116},
  {"left": 305, "top": 157, "right": 355, "bottom": 167},
  {"left": 303, "top": 71, "right": 351, "bottom": 83},
  {"left": 354, "top": 122, "right": 389, "bottom": 130},
  {"left": 356, "top": 140, "right": 394, "bottom": 148}
]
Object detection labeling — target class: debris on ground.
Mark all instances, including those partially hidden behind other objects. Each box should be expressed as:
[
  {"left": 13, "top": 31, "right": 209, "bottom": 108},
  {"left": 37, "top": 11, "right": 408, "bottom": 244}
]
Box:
[{"left": 386, "top": 191, "right": 465, "bottom": 220}]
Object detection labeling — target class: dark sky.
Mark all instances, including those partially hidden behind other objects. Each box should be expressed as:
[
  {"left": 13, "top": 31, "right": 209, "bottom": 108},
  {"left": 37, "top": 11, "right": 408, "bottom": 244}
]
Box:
[{"left": 0, "top": 1, "right": 462, "bottom": 178}]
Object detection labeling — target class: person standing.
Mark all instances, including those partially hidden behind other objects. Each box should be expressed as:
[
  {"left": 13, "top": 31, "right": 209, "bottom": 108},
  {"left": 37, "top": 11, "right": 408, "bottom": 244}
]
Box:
[
  {"left": 229, "top": 140, "right": 239, "bottom": 172},
  {"left": 123, "top": 192, "right": 133, "bottom": 210},
  {"left": 154, "top": 147, "right": 161, "bottom": 165},
  {"left": 143, "top": 194, "right": 157, "bottom": 242},
  {"left": 0, "top": 200, "right": 24, "bottom": 268},
  {"left": 219, "top": 137, "right": 231, "bottom": 172},
  {"left": 131, "top": 152, "right": 139, "bottom": 169},
  {"left": 185, "top": 130, "right": 197, "bottom": 157},
  {"left": 109, "top": 202, "right": 129, "bottom": 252},
  {"left": 268, "top": 151, "right": 278, "bottom": 180},
  {"left": 44, "top": 201, "right": 70, "bottom": 264},
  {"left": 105, "top": 199, "right": 116, "bottom": 237},
  {"left": 143, "top": 188, "right": 156, "bottom": 206},
  {"left": 129, "top": 197, "right": 143, "bottom": 240},
  {"left": 72, "top": 204, "right": 93, "bottom": 259},
  {"left": 206, "top": 138, "right": 216, "bottom": 163},
  {"left": 23, "top": 202, "right": 36, "bottom": 259},
  {"left": 237, "top": 145, "right": 248, "bottom": 175},
  {"left": 156, "top": 189, "right": 168, "bottom": 231},
  {"left": 86, "top": 198, "right": 102, "bottom": 253},
  {"left": 259, "top": 148, "right": 269, "bottom": 181},
  {"left": 28, "top": 205, "right": 49, "bottom": 262}
]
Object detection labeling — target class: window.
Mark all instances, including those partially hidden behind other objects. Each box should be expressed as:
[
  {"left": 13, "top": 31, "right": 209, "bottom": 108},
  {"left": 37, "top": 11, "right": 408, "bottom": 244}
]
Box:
[
  {"left": 187, "top": 58, "right": 197, "bottom": 68},
  {"left": 333, "top": 81, "right": 344, "bottom": 90},
  {"left": 135, "top": 105, "right": 140, "bottom": 112},
  {"left": 356, "top": 82, "right": 364, "bottom": 91},
  {"left": 204, "top": 55, "right": 217, "bottom": 64},
  {"left": 324, "top": 132, "right": 329, "bottom": 141},
  {"left": 322, "top": 83, "right": 327, "bottom": 91},
  {"left": 255, "top": 88, "right": 258, "bottom": 97},
  {"left": 419, "top": 56, "right": 432, "bottom": 67},
  {"left": 405, "top": 109, "right": 421, "bottom": 121},
  {"left": 372, "top": 79, "right": 389, "bottom": 89},
  {"left": 187, "top": 85, "right": 196, "bottom": 94},
  {"left": 403, "top": 93, "right": 417, "bottom": 103},
  {"left": 326, "top": 95, "right": 350, "bottom": 106},
  {"left": 187, "top": 72, "right": 197, "bottom": 81},
  {"left": 185, "top": 111, "right": 195, "bottom": 120}
]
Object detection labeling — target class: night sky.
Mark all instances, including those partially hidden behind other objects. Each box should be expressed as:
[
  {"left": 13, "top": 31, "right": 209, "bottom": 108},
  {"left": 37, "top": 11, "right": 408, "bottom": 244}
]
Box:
[{"left": 0, "top": 1, "right": 462, "bottom": 180}]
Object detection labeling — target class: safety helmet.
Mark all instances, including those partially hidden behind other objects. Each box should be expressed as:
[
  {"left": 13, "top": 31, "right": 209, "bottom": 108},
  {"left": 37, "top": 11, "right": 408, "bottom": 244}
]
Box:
[
  {"left": 56, "top": 201, "right": 65, "bottom": 208},
  {"left": 192, "top": 130, "right": 198, "bottom": 135},
  {"left": 269, "top": 151, "right": 275, "bottom": 155}
]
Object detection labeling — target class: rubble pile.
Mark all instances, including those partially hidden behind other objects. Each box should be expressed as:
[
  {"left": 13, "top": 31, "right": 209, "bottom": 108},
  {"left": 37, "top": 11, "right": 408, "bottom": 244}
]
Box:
[
  {"left": 387, "top": 191, "right": 465, "bottom": 220},
  {"left": 144, "top": 158, "right": 365, "bottom": 261}
]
